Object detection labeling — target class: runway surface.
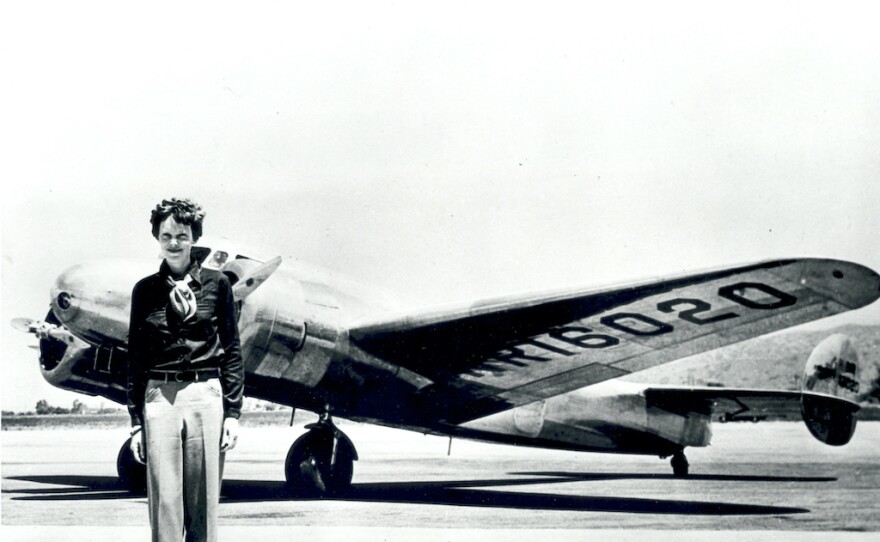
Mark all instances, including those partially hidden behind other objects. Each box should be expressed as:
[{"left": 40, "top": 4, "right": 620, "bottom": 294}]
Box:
[{"left": 2, "top": 421, "right": 878, "bottom": 538}]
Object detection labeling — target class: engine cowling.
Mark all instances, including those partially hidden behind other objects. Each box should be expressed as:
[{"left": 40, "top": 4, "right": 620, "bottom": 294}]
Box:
[
  {"left": 801, "top": 334, "right": 860, "bottom": 446},
  {"left": 221, "top": 259, "right": 336, "bottom": 388},
  {"left": 37, "top": 310, "right": 128, "bottom": 404}
]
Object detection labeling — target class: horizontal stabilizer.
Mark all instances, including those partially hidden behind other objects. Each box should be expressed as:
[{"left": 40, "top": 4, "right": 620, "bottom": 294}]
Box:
[
  {"left": 643, "top": 386, "right": 859, "bottom": 423},
  {"left": 643, "top": 333, "right": 864, "bottom": 446}
]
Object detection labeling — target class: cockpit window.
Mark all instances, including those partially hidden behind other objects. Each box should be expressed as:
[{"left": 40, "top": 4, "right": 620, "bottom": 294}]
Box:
[
  {"left": 192, "top": 246, "right": 229, "bottom": 269},
  {"left": 211, "top": 251, "right": 229, "bottom": 267},
  {"left": 192, "top": 237, "right": 263, "bottom": 270}
]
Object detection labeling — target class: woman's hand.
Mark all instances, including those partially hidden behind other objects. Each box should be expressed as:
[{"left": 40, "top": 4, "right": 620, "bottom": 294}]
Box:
[
  {"left": 129, "top": 426, "right": 146, "bottom": 464},
  {"left": 220, "top": 417, "right": 239, "bottom": 453}
]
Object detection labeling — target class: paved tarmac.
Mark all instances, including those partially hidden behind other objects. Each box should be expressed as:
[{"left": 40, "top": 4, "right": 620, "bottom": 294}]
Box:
[{"left": 2, "top": 421, "right": 878, "bottom": 540}]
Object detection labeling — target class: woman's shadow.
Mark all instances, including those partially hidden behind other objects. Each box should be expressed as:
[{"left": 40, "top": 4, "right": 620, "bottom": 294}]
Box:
[{"left": 9, "top": 471, "right": 827, "bottom": 515}]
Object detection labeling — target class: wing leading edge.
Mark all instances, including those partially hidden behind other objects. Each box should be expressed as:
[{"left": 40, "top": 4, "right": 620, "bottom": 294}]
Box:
[{"left": 350, "top": 258, "right": 879, "bottom": 422}]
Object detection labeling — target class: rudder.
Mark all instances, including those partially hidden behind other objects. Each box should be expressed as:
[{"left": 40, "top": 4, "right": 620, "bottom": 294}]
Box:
[{"left": 801, "top": 334, "right": 860, "bottom": 446}]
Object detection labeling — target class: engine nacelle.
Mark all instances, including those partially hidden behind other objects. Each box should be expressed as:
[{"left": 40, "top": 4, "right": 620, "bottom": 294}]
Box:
[
  {"left": 801, "top": 334, "right": 860, "bottom": 446},
  {"left": 222, "top": 259, "right": 336, "bottom": 389},
  {"left": 38, "top": 310, "right": 128, "bottom": 404},
  {"left": 461, "top": 380, "right": 711, "bottom": 455}
]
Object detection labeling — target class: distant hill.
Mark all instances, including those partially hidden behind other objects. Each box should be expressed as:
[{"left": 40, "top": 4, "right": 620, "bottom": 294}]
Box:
[{"left": 623, "top": 324, "right": 880, "bottom": 400}]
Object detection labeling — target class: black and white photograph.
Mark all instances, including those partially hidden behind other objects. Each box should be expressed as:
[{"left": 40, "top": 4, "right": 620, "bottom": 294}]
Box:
[{"left": 3, "top": 2, "right": 879, "bottom": 541}]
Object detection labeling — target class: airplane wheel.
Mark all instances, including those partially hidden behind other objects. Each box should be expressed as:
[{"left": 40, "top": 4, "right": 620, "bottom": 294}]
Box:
[
  {"left": 671, "top": 450, "right": 689, "bottom": 478},
  {"left": 284, "top": 427, "right": 355, "bottom": 496},
  {"left": 116, "top": 437, "right": 147, "bottom": 494}
]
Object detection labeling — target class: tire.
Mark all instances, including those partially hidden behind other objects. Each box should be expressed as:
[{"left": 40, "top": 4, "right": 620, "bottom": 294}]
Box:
[
  {"left": 116, "top": 437, "right": 147, "bottom": 494},
  {"left": 284, "top": 429, "right": 354, "bottom": 496},
  {"left": 671, "top": 450, "right": 689, "bottom": 478}
]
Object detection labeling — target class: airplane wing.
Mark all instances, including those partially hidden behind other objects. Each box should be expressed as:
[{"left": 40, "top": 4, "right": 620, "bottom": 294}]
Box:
[{"left": 349, "top": 258, "right": 879, "bottom": 423}]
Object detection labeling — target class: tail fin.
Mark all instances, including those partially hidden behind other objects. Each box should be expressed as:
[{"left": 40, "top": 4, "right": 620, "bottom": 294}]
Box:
[{"left": 801, "top": 334, "right": 860, "bottom": 446}]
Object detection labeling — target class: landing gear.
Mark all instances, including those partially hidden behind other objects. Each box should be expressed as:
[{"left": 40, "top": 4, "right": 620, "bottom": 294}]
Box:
[
  {"left": 116, "top": 437, "right": 147, "bottom": 493},
  {"left": 284, "top": 414, "right": 357, "bottom": 496},
  {"left": 670, "top": 449, "right": 689, "bottom": 478}
]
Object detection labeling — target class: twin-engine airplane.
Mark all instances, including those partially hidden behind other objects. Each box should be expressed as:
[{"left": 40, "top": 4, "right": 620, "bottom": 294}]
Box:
[{"left": 13, "top": 237, "right": 880, "bottom": 495}]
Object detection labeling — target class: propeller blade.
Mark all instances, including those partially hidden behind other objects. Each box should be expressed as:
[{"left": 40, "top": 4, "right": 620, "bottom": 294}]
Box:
[
  {"left": 10, "top": 318, "right": 36, "bottom": 333},
  {"left": 11, "top": 320, "right": 43, "bottom": 349},
  {"left": 232, "top": 256, "right": 283, "bottom": 301},
  {"left": 10, "top": 317, "right": 74, "bottom": 343}
]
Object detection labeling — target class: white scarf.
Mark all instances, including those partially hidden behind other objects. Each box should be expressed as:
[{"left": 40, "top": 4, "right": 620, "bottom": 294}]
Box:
[{"left": 167, "top": 274, "right": 197, "bottom": 321}]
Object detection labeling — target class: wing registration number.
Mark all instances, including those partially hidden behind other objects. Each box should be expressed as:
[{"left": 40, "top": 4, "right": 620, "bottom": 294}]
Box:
[{"left": 486, "top": 281, "right": 797, "bottom": 368}]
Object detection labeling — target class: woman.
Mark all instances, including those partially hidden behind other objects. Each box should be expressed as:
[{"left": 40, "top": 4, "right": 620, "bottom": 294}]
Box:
[{"left": 127, "top": 198, "right": 244, "bottom": 542}]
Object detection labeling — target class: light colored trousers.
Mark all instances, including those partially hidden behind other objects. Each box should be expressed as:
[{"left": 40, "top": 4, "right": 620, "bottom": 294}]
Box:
[{"left": 144, "top": 378, "right": 225, "bottom": 542}]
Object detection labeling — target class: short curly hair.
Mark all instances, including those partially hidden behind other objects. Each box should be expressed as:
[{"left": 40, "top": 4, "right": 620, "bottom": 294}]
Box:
[{"left": 150, "top": 198, "right": 206, "bottom": 242}]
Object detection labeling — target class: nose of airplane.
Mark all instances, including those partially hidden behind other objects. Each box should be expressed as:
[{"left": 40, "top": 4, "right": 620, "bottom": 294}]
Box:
[
  {"left": 50, "top": 264, "right": 87, "bottom": 322},
  {"left": 50, "top": 258, "right": 157, "bottom": 346}
]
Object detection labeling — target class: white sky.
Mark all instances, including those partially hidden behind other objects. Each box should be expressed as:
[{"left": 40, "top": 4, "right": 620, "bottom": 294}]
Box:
[{"left": 3, "top": 1, "right": 880, "bottom": 412}]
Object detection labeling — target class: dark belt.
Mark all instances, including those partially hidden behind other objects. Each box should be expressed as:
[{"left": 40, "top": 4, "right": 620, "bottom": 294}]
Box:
[{"left": 147, "top": 368, "right": 221, "bottom": 383}]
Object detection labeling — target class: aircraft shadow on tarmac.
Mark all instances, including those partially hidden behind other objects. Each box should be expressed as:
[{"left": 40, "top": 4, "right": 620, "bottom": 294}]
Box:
[{"left": 8, "top": 471, "right": 828, "bottom": 515}]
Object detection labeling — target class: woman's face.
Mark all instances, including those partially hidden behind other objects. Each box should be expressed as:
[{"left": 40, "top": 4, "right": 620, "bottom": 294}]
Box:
[{"left": 158, "top": 216, "right": 193, "bottom": 272}]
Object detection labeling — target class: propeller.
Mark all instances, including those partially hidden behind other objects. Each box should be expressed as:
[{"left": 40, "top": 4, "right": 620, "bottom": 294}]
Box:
[
  {"left": 232, "top": 256, "right": 283, "bottom": 301},
  {"left": 11, "top": 318, "right": 42, "bottom": 349},
  {"left": 10, "top": 317, "right": 35, "bottom": 333},
  {"left": 10, "top": 317, "right": 76, "bottom": 343}
]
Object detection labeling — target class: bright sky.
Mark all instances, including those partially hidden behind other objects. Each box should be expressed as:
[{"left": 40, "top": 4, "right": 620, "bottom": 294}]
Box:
[{"left": 3, "top": 1, "right": 880, "bottom": 412}]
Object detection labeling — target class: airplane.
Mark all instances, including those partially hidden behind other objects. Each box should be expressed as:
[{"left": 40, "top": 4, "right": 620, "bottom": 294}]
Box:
[{"left": 12, "top": 236, "right": 880, "bottom": 495}]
